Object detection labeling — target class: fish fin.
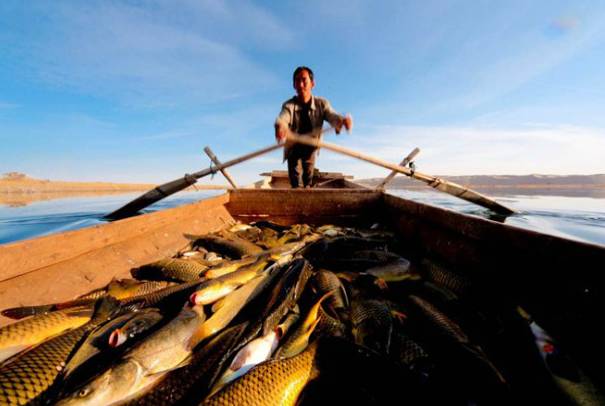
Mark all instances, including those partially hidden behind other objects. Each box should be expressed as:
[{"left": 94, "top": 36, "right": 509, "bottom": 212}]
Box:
[
  {"left": 90, "top": 296, "right": 122, "bottom": 322},
  {"left": 339, "top": 283, "right": 349, "bottom": 307},
  {"left": 183, "top": 233, "right": 202, "bottom": 241},
  {"left": 1, "top": 304, "right": 55, "bottom": 319},
  {"left": 145, "top": 356, "right": 192, "bottom": 376},
  {"left": 304, "top": 291, "right": 334, "bottom": 329},
  {"left": 229, "top": 348, "right": 249, "bottom": 371}
]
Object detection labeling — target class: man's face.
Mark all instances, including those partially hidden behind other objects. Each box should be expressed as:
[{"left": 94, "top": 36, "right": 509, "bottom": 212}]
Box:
[{"left": 293, "top": 70, "right": 314, "bottom": 101}]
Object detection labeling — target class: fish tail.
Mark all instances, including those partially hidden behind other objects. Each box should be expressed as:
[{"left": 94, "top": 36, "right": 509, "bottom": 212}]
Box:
[
  {"left": 1, "top": 304, "right": 56, "bottom": 319},
  {"left": 90, "top": 296, "right": 121, "bottom": 323}
]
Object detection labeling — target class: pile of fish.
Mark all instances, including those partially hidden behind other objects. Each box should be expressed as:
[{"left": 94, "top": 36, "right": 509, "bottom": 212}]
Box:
[{"left": 0, "top": 221, "right": 602, "bottom": 405}]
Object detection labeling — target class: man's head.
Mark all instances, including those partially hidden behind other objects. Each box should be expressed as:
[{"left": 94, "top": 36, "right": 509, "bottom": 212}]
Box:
[{"left": 293, "top": 66, "right": 315, "bottom": 103}]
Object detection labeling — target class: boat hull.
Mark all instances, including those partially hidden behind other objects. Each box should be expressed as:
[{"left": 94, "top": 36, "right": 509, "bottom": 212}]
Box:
[{"left": 0, "top": 187, "right": 603, "bottom": 388}]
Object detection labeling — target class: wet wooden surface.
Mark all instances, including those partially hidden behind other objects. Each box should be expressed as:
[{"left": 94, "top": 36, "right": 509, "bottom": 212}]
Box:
[
  {"left": 0, "top": 194, "right": 232, "bottom": 326},
  {"left": 381, "top": 193, "right": 605, "bottom": 388},
  {"left": 0, "top": 185, "right": 603, "bottom": 386}
]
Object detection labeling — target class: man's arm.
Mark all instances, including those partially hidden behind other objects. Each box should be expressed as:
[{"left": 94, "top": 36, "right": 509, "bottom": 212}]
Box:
[
  {"left": 322, "top": 98, "right": 352, "bottom": 134},
  {"left": 274, "top": 104, "right": 291, "bottom": 142}
]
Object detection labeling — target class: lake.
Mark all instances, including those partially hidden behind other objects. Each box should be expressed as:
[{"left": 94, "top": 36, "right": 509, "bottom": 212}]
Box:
[{"left": 0, "top": 189, "right": 603, "bottom": 247}]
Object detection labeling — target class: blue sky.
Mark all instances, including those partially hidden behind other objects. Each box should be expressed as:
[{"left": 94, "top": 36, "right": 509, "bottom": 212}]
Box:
[{"left": 1, "top": 1, "right": 604, "bottom": 185}]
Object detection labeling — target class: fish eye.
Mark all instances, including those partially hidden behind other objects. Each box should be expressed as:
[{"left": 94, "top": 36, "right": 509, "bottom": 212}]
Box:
[{"left": 78, "top": 387, "right": 91, "bottom": 398}]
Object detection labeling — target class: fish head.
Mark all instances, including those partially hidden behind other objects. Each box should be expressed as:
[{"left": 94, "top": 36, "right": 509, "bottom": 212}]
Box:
[{"left": 57, "top": 360, "right": 142, "bottom": 406}]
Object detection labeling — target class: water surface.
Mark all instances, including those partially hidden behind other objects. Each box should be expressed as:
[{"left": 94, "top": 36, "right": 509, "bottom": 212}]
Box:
[{"left": 0, "top": 189, "right": 603, "bottom": 247}]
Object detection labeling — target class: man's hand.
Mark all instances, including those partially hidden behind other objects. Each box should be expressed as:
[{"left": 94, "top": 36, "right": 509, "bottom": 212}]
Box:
[
  {"left": 335, "top": 114, "right": 353, "bottom": 134},
  {"left": 275, "top": 124, "right": 287, "bottom": 143},
  {"left": 343, "top": 114, "right": 353, "bottom": 132}
]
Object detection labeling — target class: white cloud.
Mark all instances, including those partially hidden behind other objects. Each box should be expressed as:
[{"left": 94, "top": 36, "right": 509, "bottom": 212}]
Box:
[{"left": 311, "top": 124, "right": 605, "bottom": 178}]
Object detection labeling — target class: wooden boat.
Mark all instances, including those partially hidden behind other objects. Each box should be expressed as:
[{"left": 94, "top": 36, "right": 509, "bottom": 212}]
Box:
[{"left": 0, "top": 170, "right": 603, "bottom": 389}]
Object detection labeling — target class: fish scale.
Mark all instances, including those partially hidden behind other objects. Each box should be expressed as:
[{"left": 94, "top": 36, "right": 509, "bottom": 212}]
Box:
[
  {"left": 314, "top": 270, "right": 347, "bottom": 311},
  {"left": 0, "top": 325, "right": 88, "bottom": 405},
  {"left": 408, "top": 295, "right": 468, "bottom": 342},
  {"left": 421, "top": 260, "right": 470, "bottom": 296},
  {"left": 350, "top": 299, "right": 393, "bottom": 354},
  {"left": 132, "top": 259, "right": 208, "bottom": 282},
  {"left": 0, "top": 307, "right": 92, "bottom": 364},
  {"left": 203, "top": 341, "right": 317, "bottom": 406},
  {"left": 125, "top": 323, "right": 248, "bottom": 406}
]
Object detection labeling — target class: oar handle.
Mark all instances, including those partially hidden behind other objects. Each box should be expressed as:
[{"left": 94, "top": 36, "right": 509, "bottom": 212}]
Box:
[
  {"left": 286, "top": 133, "right": 516, "bottom": 215},
  {"left": 105, "top": 143, "right": 282, "bottom": 220}
]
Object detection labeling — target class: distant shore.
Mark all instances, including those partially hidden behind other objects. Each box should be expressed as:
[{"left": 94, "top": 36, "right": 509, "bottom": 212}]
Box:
[
  {"left": 0, "top": 172, "right": 227, "bottom": 193},
  {"left": 0, "top": 173, "right": 227, "bottom": 206}
]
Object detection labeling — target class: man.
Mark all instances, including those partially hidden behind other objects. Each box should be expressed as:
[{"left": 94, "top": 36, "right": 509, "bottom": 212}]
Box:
[{"left": 275, "top": 66, "right": 353, "bottom": 188}]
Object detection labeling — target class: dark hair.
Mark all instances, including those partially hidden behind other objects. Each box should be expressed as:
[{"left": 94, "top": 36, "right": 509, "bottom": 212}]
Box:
[{"left": 293, "top": 66, "right": 314, "bottom": 83}]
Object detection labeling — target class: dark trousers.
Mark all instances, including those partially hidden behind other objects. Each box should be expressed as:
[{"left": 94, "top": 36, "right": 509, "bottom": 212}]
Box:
[{"left": 287, "top": 145, "right": 317, "bottom": 188}]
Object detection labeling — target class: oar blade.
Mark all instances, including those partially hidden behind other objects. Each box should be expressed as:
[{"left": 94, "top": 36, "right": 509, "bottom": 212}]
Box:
[{"left": 104, "top": 176, "right": 197, "bottom": 220}]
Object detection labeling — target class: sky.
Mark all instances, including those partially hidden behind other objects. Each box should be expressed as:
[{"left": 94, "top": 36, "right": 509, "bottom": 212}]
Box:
[{"left": 1, "top": 0, "right": 604, "bottom": 185}]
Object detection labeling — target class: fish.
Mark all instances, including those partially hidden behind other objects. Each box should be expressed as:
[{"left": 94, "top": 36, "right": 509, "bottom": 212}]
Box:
[
  {"left": 303, "top": 237, "right": 400, "bottom": 271},
  {"left": 0, "top": 305, "right": 93, "bottom": 364},
  {"left": 210, "top": 328, "right": 281, "bottom": 395},
  {"left": 131, "top": 258, "right": 208, "bottom": 282},
  {"left": 365, "top": 257, "right": 419, "bottom": 282},
  {"left": 119, "top": 279, "right": 205, "bottom": 313},
  {"left": 0, "top": 297, "right": 120, "bottom": 406},
  {"left": 250, "top": 220, "right": 290, "bottom": 233},
  {"left": 204, "top": 256, "right": 263, "bottom": 279},
  {"left": 530, "top": 321, "right": 605, "bottom": 405},
  {"left": 259, "top": 258, "right": 313, "bottom": 336},
  {"left": 55, "top": 303, "right": 207, "bottom": 406},
  {"left": 108, "top": 309, "right": 164, "bottom": 348},
  {"left": 256, "top": 227, "right": 280, "bottom": 249},
  {"left": 316, "top": 305, "right": 346, "bottom": 338},
  {"left": 316, "top": 224, "right": 343, "bottom": 237},
  {"left": 187, "top": 232, "right": 263, "bottom": 259},
  {"left": 190, "top": 258, "right": 269, "bottom": 306},
  {"left": 275, "top": 292, "right": 332, "bottom": 359},
  {"left": 124, "top": 323, "right": 249, "bottom": 406},
  {"left": 1, "top": 280, "right": 171, "bottom": 320},
  {"left": 228, "top": 224, "right": 263, "bottom": 242},
  {"left": 60, "top": 312, "right": 137, "bottom": 379},
  {"left": 391, "top": 330, "right": 434, "bottom": 385},
  {"left": 326, "top": 249, "right": 403, "bottom": 271},
  {"left": 312, "top": 269, "right": 348, "bottom": 315},
  {"left": 303, "top": 235, "right": 390, "bottom": 259},
  {"left": 276, "top": 224, "right": 313, "bottom": 245},
  {"left": 405, "top": 294, "right": 508, "bottom": 402},
  {"left": 62, "top": 309, "right": 164, "bottom": 380},
  {"left": 203, "top": 340, "right": 319, "bottom": 406},
  {"left": 187, "top": 267, "right": 279, "bottom": 348},
  {"left": 350, "top": 299, "right": 394, "bottom": 354},
  {"left": 420, "top": 258, "right": 471, "bottom": 297}
]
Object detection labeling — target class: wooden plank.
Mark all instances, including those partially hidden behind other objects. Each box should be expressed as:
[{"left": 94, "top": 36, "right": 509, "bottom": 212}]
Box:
[
  {"left": 0, "top": 198, "right": 234, "bottom": 327},
  {"left": 226, "top": 189, "right": 381, "bottom": 219},
  {"left": 0, "top": 194, "right": 230, "bottom": 282},
  {"left": 381, "top": 193, "right": 605, "bottom": 387}
]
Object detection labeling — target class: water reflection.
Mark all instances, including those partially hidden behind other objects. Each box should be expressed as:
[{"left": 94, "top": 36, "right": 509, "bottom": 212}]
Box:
[
  {"left": 0, "top": 191, "right": 151, "bottom": 208},
  {"left": 0, "top": 191, "right": 223, "bottom": 245},
  {"left": 387, "top": 189, "right": 605, "bottom": 246},
  {"left": 0, "top": 189, "right": 603, "bottom": 247}
]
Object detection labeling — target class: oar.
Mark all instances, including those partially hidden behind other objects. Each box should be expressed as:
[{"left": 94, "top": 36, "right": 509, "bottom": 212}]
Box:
[
  {"left": 286, "top": 133, "right": 516, "bottom": 215},
  {"left": 105, "top": 143, "right": 282, "bottom": 220},
  {"left": 375, "top": 147, "right": 420, "bottom": 190}
]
